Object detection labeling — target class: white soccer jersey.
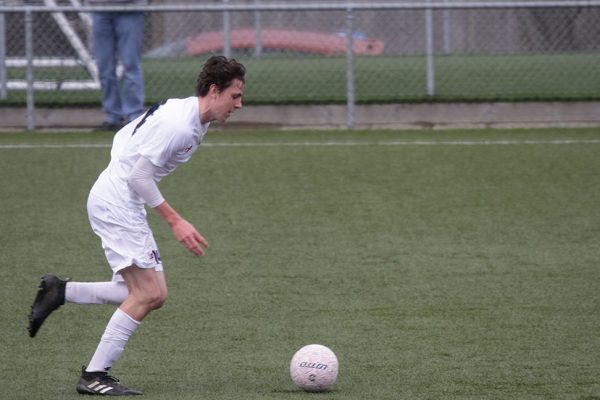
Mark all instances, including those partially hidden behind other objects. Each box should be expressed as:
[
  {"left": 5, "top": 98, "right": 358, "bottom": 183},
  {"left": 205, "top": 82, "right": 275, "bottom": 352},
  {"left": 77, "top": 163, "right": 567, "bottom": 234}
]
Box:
[{"left": 90, "top": 96, "right": 210, "bottom": 209}]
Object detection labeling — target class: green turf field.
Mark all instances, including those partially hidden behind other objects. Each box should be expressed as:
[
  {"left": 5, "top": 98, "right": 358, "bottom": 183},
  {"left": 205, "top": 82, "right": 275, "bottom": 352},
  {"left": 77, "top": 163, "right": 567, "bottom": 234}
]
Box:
[{"left": 2, "top": 127, "right": 600, "bottom": 399}]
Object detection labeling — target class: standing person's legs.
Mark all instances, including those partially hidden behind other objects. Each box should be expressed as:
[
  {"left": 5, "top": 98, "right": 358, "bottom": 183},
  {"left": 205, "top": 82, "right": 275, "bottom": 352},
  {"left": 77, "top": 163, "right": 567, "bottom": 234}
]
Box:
[
  {"left": 115, "top": 12, "right": 145, "bottom": 123},
  {"left": 93, "top": 12, "right": 123, "bottom": 126}
]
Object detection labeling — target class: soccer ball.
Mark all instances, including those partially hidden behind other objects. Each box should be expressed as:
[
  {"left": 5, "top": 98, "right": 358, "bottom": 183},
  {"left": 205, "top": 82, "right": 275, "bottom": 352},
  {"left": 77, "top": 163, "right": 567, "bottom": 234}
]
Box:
[{"left": 290, "top": 344, "right": 338, "bottom": 392}]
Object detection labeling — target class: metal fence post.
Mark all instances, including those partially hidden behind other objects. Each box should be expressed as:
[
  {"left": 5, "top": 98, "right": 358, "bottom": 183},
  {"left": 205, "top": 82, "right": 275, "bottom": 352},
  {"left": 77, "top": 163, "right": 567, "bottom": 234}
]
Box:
[
  {"left": 223, "top": 0, "right": 231, "bottom": 59},
  {"left": 345, "top": 7, "right": 355, "bottom": 130},
  {"left": 425, "top": 0, "right": 435, "bottom": 96},
  {"left": 25, "top": 8, "right": 35, "bottom": 130},
  {"left": 443, "top": 0, "right": 452, "bottom": 54},
  {"left": 254, "top": 0, "right": 262, "bottom": 58},
  {"left": 0, "top": 0, "right": 6, "bottom": 100}
]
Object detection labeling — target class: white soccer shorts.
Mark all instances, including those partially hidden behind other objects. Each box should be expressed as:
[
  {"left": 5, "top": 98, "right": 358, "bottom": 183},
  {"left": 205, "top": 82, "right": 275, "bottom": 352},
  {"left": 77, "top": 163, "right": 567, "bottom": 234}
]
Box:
[{"left": 87, "top": 193, "right": 163, "bottom": 279}]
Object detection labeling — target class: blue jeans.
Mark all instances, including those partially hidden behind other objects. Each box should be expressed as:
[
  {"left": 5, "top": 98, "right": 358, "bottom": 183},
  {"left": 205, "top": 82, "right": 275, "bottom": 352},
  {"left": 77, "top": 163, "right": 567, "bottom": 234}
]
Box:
[{"left": 93, "top": 12, "right": 145, "bottom": 125}]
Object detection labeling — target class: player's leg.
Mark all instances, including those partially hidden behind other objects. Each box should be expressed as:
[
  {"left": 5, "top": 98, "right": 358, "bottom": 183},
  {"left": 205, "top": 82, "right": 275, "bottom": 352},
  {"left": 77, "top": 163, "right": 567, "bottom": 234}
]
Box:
[
  {"left": 27, "top": 276, "right": 129, "bottom": 338},
  {"left": 76, "top": 194, "right": 165, "bottom": 394},
  {"left": 66, "top": 280, "right": 129, "bottom": 305},
  {"left": 118, "top": 266, "right": 168, "bottom": 321},
  {"left": 77, "top": 267, "right": 166, "bottom": 396}
]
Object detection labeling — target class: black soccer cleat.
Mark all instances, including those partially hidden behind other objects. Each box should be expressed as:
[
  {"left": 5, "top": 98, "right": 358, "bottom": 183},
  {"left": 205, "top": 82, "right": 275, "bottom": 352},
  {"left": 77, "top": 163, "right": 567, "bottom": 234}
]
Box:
[
  {"left": 76, "top": 367, "right": 143, "bottom": 396},
  {"left": 27, "top": 274, "right": 69, "bottom": 338}
]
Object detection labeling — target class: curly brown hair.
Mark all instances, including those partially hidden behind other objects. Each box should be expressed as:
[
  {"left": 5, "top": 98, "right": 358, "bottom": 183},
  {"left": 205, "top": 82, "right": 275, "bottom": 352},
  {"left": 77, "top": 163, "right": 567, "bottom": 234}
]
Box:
[{"left": 195, "top": 56, "right": 246, "bottom": 97}]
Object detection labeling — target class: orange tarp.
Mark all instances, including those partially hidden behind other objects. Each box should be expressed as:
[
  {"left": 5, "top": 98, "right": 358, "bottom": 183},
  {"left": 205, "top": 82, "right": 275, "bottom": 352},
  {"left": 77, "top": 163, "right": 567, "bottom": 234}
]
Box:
[{"left": 187, "top": 28, "right": 384, "bottom": 56}]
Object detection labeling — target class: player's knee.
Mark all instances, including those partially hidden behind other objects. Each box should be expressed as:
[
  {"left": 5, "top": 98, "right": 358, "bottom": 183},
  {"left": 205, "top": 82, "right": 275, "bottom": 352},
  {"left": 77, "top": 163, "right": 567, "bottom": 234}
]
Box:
[{"left": 148, "top": 289, "right": 167, "bottom": 310}]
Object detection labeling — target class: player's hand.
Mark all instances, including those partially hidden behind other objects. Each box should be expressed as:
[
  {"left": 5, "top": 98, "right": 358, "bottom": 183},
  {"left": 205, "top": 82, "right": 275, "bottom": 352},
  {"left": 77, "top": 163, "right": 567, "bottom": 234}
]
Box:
[{"left": 171, "top": 219, "right": 209, "bottom": 256}]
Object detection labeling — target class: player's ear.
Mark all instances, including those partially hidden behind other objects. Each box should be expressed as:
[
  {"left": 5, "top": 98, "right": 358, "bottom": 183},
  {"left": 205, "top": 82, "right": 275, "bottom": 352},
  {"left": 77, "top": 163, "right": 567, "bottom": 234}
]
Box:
[{"left": 208, "top": 83, "right": 220, "bottom": 97}]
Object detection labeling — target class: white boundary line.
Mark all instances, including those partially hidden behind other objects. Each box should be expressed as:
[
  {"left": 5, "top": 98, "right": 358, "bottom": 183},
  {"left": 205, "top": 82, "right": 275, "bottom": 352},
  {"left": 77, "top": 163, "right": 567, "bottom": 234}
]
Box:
[
  {"left": 0, "top": 143, "right": 111, "bottom": 149},
  {"left": 203, "top": 139, "right": 600, "bottom": 147},
  {"left": 1, "top": 139, "right": 600, "bottom": 149}
]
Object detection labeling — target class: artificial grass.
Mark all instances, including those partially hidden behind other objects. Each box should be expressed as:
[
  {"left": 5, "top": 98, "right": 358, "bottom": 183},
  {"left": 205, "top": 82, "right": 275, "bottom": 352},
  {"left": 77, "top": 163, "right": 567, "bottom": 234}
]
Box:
[{"left": 1, "top": 127, "right": 599, "bottom": 399}]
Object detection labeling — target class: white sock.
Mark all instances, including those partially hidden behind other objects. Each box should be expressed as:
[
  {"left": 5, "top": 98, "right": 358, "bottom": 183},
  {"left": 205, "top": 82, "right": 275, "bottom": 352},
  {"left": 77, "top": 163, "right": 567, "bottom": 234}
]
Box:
[
  {"left": 65, "top": 282, "right": 129, "bottom": 305},
  {"left": 86, "top": 308, "right": 140, "bottom": 373}
]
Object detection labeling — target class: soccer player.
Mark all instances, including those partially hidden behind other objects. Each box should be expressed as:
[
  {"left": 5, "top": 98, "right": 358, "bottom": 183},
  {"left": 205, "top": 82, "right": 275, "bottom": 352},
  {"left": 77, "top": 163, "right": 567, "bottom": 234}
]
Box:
[{"left": 27, "top": 55, "right": 245, "bottom": 396}]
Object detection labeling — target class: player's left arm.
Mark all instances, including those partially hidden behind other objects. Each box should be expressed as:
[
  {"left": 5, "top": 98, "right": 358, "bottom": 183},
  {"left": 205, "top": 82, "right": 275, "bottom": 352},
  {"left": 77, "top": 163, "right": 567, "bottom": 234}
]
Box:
[
  {"left": 153, "top": 201, "right": 208, "bottom": 257},
  {"left": 127, "top": 156, "right": 209, "bottom": 256}
]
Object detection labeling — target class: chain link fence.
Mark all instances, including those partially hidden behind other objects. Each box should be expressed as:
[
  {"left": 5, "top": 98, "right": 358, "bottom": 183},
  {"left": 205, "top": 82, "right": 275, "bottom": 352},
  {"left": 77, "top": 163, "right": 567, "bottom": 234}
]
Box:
[{"left": 1, "top": 0, "right": 600, "bottom": 128}]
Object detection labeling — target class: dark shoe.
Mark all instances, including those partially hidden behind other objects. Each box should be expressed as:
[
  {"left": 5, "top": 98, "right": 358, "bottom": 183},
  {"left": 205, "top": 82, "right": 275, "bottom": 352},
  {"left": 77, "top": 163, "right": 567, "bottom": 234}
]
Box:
[
  {"left": 77, "top": 367, "right": 143, "bottom": 396},
  {"left": 93, "top": 122, "right": 124, "bottom": 132},
  {"left": 27, "top": 274, "right": 69, "bottom": 338}
]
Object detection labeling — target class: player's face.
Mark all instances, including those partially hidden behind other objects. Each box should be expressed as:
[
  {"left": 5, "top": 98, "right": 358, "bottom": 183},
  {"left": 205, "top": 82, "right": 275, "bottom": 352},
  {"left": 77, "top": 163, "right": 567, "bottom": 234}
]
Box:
[{"left": 213, "top": 79, "right": 244, "bottom": 123}]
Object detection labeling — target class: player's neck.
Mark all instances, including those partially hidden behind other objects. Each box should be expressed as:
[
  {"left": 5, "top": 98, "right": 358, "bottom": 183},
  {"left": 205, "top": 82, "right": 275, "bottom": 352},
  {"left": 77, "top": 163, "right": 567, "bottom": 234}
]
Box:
[{"left": 198, "top": 96, "right": 212, "bottom": 124}]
